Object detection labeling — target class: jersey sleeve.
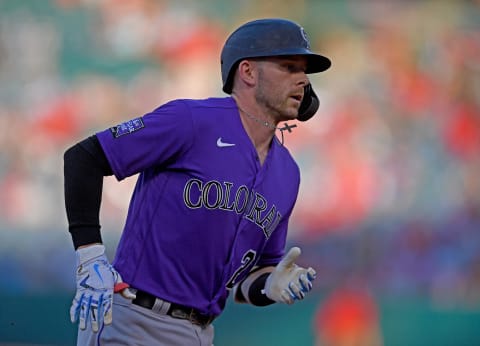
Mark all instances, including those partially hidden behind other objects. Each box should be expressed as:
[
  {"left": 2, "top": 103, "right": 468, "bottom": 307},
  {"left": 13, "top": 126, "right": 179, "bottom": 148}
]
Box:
[{"left": 96, "top": 100, "right": 194, "bottom": 180}]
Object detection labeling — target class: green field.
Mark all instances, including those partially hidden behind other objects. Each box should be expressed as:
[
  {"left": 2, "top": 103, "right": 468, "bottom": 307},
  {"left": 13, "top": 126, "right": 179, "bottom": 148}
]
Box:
[{"left": 1, "top": 294, "right": 480, "bottom": 346}]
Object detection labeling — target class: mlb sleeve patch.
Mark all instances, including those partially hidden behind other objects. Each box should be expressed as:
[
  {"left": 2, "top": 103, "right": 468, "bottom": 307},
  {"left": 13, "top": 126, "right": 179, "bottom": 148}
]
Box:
[{"left": 110, "top": 118, "right": 145, "bottom": 138}]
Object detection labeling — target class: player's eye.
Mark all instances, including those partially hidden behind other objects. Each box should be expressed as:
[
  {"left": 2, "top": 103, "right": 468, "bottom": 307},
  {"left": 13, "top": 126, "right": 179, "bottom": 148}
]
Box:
[{"left": 283, "top": 63, "right": 306, "bottom": 73}]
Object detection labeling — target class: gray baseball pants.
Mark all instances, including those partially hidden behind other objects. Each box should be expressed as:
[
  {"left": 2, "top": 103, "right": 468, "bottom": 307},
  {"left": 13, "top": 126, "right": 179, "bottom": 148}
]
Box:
[{"left": 77, "top": 294, "right": 215, "bottom": 346}]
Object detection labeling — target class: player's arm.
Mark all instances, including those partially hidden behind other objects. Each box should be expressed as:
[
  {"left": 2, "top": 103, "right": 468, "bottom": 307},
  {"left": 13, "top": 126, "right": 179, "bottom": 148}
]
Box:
[
  {"left": 234, "top": 266, "right": 276, "bottom": 306},
  {"left": 64, "top": 135, "right": 112, "bottom": 249},
  {"left": 234, "top": 247, "right": 316, "bottom": 306},
  {"left": 64, "top": 136, "right": 134, "bottom": 332}
]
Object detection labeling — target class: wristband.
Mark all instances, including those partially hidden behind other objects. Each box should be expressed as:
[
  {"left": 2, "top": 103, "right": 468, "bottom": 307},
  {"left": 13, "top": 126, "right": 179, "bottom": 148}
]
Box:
[{"left": 246, "top": 273, "right": 275, "bottom": 306}]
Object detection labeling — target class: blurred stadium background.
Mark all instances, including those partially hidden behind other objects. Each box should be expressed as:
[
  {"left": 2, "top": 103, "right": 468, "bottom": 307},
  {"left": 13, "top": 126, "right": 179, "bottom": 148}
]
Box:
[{"left": 0, "top": 0, "right": 479, "bottom": 345}]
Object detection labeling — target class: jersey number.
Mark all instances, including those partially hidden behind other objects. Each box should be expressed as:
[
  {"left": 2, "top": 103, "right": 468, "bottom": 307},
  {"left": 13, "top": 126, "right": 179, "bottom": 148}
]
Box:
[{"left": 225, "top": 250, "right": 256, "bottom": 290}]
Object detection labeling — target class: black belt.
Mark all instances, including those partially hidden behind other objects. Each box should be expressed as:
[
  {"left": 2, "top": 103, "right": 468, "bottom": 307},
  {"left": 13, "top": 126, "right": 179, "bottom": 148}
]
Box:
[{"left": 132, "top": 289, "right": 215, "bottom": 327}]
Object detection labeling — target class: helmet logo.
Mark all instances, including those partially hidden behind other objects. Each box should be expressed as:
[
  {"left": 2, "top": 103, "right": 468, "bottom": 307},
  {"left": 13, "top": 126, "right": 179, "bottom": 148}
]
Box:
[{"left": 300, "top": 27, "right": 310, "bottom": 49}]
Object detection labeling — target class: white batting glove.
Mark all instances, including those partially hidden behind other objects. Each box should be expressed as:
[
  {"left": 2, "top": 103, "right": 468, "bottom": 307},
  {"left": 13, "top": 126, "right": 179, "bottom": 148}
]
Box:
[
  {"left": 264, "top": 247, "right": 316, "bottom": 305},
  {"left": 70, "top": 244, "right": 135, "bottom": 332}
]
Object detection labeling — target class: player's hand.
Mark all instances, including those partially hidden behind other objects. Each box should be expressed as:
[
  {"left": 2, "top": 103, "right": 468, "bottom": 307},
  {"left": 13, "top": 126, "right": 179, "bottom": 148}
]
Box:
[
  {"left": 70, "top": 244, "right": 135, "bottom": 332},
  {"left": 264, "top": 247, "right": 316, "bottom": 305}
]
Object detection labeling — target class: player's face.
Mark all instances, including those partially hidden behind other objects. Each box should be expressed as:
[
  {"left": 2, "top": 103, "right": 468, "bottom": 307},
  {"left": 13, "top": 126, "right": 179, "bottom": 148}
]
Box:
[{"left": 253, "top": 56, "right": 309, "bottom": 122}]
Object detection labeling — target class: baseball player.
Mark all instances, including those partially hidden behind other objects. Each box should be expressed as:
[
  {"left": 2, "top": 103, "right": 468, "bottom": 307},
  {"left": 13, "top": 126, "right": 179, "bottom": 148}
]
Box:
[{"left": 64, "top": 18, "right": 331, "bottom": 345}]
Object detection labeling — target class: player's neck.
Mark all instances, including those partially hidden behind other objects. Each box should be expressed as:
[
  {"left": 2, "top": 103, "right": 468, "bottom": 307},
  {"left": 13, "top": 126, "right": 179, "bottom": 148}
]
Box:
[{"left": 232, "top": 96, "right": 275, "bottom": 165}]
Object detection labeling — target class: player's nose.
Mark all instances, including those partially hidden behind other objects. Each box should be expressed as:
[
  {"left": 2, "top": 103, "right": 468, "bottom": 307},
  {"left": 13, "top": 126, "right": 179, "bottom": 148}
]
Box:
[{"left": 296, "top": 73, "right": 309, "bottom": 88}]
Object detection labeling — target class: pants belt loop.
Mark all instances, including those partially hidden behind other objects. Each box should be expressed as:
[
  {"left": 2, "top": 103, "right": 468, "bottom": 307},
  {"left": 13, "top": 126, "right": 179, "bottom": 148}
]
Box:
[{"left": 152, "top": 298, "right": 170, "bottom": 315}]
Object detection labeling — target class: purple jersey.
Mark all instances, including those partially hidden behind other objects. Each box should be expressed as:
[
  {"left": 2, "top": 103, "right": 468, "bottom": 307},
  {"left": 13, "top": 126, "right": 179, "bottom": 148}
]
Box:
[{"left": 96, "top": 97, "right": 300, "bottom": 316}]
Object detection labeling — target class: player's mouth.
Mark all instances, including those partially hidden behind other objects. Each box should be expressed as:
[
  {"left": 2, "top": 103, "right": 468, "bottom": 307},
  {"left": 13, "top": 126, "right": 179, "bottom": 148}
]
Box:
[{"left": 289, "top": 93, "right": 303, "bottom": 104}]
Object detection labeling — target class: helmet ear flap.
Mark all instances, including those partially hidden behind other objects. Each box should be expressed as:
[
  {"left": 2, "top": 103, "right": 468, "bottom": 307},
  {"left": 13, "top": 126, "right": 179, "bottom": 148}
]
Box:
[{"left": 297, "top": 84, "right": 319, "bottom": 122}]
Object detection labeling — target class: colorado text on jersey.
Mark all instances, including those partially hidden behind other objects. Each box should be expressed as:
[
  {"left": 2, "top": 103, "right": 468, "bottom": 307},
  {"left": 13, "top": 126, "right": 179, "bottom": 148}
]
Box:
[{"left": 183, "top": 178, "right": 282, "bottom": 239}]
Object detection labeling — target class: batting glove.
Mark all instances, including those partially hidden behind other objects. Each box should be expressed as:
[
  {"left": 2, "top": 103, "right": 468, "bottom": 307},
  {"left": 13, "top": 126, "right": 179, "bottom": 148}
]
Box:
[
  {"left": 70, "top": 244, "right": 135, "bottom": 332},
  {"left": 264, "top": 247, "right": 316, "bottom": 305}
]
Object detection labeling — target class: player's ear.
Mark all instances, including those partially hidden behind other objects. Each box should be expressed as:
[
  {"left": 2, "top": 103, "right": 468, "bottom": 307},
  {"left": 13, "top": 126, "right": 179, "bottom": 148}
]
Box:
[{"left": 236, "top": 60, "right": 257, "bottom": 88}]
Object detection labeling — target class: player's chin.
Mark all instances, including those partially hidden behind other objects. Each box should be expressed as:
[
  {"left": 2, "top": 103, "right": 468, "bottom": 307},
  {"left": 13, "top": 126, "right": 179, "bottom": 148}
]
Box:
[
  {"left": 277, "top": 100, "right": 300, "bottom": 121},
  {"left": 286, "top": 99, "right": 301, "bottom": 118},
  {"left": 283, "top": 105, "right": 300, "bottom": 120}
]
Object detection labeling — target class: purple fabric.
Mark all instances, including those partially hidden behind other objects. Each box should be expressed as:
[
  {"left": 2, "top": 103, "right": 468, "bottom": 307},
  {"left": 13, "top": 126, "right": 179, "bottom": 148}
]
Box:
[{"left": 96, "top": 97, "right": 300, "bottom": 316}]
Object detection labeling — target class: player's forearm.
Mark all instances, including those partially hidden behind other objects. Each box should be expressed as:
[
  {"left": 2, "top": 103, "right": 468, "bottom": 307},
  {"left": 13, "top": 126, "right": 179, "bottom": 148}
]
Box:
[
  {"left": 64, "top": 135, "right": 113, "bottom": 249},
  {"left": 236, "top": 248, "right": 317, "bottom": 306},
  {"left": 234, "top": 266, "right": 276, "bottom": 306}
]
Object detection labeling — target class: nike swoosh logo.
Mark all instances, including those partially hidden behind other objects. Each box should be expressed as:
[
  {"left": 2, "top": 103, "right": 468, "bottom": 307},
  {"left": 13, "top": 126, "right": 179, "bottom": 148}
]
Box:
[
  {"left": 93, "top": 263, "right": 104, "bottom": 284},
  {"left": 217, "top": 137, "right": 235, "bottom": 147}
]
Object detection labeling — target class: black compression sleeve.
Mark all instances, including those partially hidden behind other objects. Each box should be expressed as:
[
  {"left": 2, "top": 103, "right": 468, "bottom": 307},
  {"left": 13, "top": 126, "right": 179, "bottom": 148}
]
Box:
[
  {"left": 64, "top": 135, "right": 113, "bottom": 249},
  {"left": 235, "top": 267, "right": 276, "bottom": 306},
  {"left": 247, "top": 273, "right": 276, "bottom": 306}
]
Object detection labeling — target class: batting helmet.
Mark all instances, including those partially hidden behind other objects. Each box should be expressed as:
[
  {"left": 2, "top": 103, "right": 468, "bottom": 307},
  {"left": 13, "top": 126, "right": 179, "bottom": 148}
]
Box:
[{"left": 220, "top": 18, "right": 331, "bottom": 121}]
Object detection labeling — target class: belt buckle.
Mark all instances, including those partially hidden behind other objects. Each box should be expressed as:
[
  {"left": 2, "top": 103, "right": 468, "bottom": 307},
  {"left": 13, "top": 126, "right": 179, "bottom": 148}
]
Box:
[{"left": 170, "top": 308, "right": 189, "bottom": 320}]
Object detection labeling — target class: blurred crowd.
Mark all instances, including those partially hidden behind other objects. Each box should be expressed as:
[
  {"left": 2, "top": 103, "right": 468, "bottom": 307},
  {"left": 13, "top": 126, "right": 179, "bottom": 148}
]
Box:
[{"left": 0, "top": 0, "right": 479, "bottom": 312}]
